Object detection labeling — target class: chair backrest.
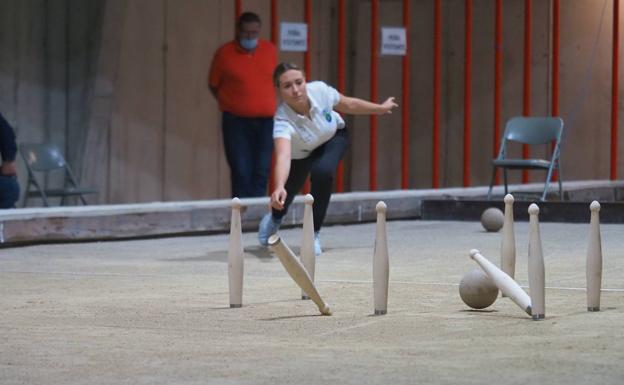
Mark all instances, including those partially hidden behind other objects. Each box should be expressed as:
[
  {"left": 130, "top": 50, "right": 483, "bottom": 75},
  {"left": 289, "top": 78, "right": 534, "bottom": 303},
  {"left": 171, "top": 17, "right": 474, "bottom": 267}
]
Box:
[
  {"left": 503, "top": 117, "right": 564, "bottom": 145},
  {"left": 19, "top": 143, "right": 67, "bottom": 172}
]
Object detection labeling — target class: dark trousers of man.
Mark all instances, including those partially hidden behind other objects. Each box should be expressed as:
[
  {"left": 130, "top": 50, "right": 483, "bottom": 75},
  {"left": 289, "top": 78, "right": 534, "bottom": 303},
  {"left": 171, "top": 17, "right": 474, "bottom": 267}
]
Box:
[
  {"left": 0, "top": 175, "right": 19, "bottom": 208},
  {"left": 272, "top": 128, "right": 349, "bottom": 233},
  {"left": 221, "top": 112, "right": 274, "bottom": 198}
]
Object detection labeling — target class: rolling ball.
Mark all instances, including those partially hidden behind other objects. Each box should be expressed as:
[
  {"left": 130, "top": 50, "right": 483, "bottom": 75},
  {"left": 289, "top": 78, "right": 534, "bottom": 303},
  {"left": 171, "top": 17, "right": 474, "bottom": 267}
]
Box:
[
  {"left": 480, "top": 207, "right": 504, "bottom": 232},
  {"left": 459, "top": 268, "right": 499, "bottom": 309}
]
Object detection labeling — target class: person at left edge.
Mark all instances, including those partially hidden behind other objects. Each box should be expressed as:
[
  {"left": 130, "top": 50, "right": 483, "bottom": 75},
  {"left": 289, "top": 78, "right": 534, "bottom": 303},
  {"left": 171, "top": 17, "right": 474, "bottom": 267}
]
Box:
[
  {"left": 0, "top": 112, "right": 19, "bottom": 209},
  {"left": 208, "top": 11, "right": 277, "bottom": 198}
]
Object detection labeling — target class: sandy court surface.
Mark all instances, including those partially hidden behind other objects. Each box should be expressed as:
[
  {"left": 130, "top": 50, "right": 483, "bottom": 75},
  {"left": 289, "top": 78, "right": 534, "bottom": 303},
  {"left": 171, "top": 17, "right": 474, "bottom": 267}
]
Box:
[{"left": 1, "top": 219, "right": 623, "bottom": 384}]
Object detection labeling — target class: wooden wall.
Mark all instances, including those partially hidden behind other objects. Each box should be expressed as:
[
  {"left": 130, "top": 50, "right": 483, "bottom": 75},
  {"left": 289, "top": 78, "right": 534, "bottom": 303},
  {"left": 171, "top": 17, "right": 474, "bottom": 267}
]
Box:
[{"left": 0, "top": 0, "right": 622, "bottom": 205}]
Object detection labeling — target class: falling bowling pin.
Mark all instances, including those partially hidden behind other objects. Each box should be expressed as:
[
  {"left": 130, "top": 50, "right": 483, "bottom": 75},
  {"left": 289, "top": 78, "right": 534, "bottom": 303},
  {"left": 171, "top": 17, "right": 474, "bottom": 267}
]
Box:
[
  {"left": 300, "top": 194, "right": 315, "bottom": 300},
  {"left": 373, "top": 201, "right": 389, "bottom": 315},
  {"left": 501, "top": 194, "right": 516, "bottom": 280},
  {"left": 470, "top": 249, "right": 532, "bottom": 316},
  {"left": 528, "top": 203, "right": 545, "bottom": 320},
  {"left": 268, "top": 234, "right": 332, "bottom": 315},
  {"left": 587, "top": 201, "right": 603, "bottom": 312},
  {"left": 228, "top": 197, "right": 244, "bottom": 308}
]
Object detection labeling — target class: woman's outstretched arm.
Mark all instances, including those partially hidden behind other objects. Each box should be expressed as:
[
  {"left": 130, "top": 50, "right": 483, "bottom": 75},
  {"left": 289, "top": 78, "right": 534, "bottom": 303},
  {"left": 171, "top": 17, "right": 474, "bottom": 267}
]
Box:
[{"left": 334, "top": 95, "right": 398, "bottom": 115}]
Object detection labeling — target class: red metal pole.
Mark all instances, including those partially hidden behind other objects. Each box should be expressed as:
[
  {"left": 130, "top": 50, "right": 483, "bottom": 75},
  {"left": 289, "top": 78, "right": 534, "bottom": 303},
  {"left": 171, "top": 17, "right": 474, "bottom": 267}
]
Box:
[
  {"left": 235, "top": 0, "right": 242, "bottom": 20},
  {"left": 551, "top": 0, "right": 559, "bottom": 182},
  {"left": 552, "top": 0, "right": 560, "bottom": 117},
  {"left": 271, "top": 0, "right": 278, "bottom": 44},
  {"left": 336, "top": 0, "right": 346, "bottom": 192},
  {"left": 370, "top": 0, "right": 379, "bottom": 191},
  {"left": 612, "top": 0, "right": 620, "bottom": 180},
  {"left": 493, "top": 0, "right": 502, "bottom": 186},
  {"left": 463, "top": 0, "right": 472, "bottom": 187},
  {"left": 304, "top": 0, "right": 312, "bottom": 76},
  {"left": 522, "top": 0, "right": 532, "bottom": 184},
  {"left": 268, "top": 0, "right": 278, "bottom": 195},
  {"left": 432, "top": 0, "right": 441, "bottom": 188},
  {"left": 303, "top": 0, "right": 312, "bottom": 194},
  {"left": 401, "top": 0, "right": 410, "bottom": 189}
]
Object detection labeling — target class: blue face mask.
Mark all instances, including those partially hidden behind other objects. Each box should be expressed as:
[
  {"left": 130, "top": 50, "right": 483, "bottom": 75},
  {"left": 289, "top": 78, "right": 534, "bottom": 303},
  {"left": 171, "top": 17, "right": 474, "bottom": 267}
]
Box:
[{"left": 239, "top": 38, "right": 258, "bottom": 51}]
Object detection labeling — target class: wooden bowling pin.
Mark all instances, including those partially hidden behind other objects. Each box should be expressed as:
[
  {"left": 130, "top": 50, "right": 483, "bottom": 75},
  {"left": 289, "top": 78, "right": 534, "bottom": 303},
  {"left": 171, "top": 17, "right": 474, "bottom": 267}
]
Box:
[
  {"left": 228, "top": 198, "right": 244, "bottom": 308},
  {"left": 528, "top": 203, "right": 545, "bottom": 320},
  {"left": 501, "top": 194, "right": 516, "bottom": 280},
  {"left": 268, "top": 234, "right": 332, "bottom": 315},
  {"left": 587, "top": 201, "right": 603, "bottom": 312},
  {"left": 373, "top": 201, "right": 389, "bottom": 315},
  {"left": 301, "top": 194, "right": 315, "bottom": 300},
  {"left": 470, "top": 249, "right": 532, "bottom": 316}
]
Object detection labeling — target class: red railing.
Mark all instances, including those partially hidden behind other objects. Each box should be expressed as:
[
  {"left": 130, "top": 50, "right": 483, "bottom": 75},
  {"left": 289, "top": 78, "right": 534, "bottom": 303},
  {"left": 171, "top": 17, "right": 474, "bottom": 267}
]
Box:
[
  {"left": 463, "top": 0, "right": 473, "bottom": 187},
  {"left": 369, "top": 0, "right": 379, "bottom": 191},
  {"left": 522, "top": 0, "right": 532, "bottom": 184}
]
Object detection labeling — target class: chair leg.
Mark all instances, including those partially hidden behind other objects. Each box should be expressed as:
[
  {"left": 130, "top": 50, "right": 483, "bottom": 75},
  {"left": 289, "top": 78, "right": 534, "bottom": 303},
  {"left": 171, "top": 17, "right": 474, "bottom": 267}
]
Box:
[
  {"left": 79, "top": 195, "right": 88, "bottom": 205},
  {"left": 557, "top": 164, "right": 563, "bottom": 201},
  {"left": 29, "top": 177, "right": 50, "bottom": 207},
  {"left": 503, "top": 168, "right": 509, "bottom": 195},
  {"left": 487, "top": 167, "right": 497, "bottom": 200},
  {"left": 541, "top": 180, "right": 550, "bottom": 201},
  {"left": 21, "top": 178, "right": 32, "bottom": 208},
  {"left": 542, "top": 164, "right": 558, "bottom": 201},
  {"left": 40, "top": 192, "right": 50, "bottom": 207}
]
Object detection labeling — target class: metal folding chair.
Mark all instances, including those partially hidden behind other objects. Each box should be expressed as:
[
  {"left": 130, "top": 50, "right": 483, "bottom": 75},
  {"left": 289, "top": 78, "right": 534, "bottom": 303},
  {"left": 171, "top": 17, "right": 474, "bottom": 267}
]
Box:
[
  {"left": 487, "top": 117, "right": 564, "bottom": 201},
  {"left": 19, "top": 143, "right": 98, "bottom": 207}
]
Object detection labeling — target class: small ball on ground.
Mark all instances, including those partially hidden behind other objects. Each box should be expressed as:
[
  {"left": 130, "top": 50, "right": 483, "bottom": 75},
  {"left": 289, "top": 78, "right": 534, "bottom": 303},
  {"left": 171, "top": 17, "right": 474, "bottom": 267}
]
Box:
[
  {"left": 481, "top": 207, "right": 504, "bottom": 232},
  {"left": 459, "top": 268, "right": 499, "bottom": 309}
]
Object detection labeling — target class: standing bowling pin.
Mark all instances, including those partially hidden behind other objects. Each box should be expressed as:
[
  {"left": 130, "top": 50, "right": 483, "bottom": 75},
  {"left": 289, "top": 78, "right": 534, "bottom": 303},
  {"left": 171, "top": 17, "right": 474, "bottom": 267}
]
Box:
[
  {"left": 587, "top": 201, "right": 603, "bottom": 312},
  {"left": 373, "top": 201, "right": 389, "bottom": 315},
  {"left": 301, "top": 194, "right": 315, "bottom": 300},
  {"left": 228, "top": 198, "right": 244, "bottom": 308},
  {"left": 268, "top": 234, "right": 332, "bottom": 315},
  {"left": 470, "top": 249, "right": 532, "bottom": 316},
  {"left": 501, "top": 194, "right": 516, "bottom": 281},
  {"left": 528, "top": 203, "right": 545, "bottom": 320}
]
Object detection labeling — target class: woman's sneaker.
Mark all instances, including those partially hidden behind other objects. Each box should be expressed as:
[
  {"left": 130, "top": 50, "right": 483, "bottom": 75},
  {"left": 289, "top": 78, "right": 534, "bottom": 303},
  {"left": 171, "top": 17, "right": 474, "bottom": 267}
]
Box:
[
  {"left": 314, "top": 232, "right": 322, "bottom": 256},
  {"left": 258, "top": 213, "right": 282, "bottom": 246}
]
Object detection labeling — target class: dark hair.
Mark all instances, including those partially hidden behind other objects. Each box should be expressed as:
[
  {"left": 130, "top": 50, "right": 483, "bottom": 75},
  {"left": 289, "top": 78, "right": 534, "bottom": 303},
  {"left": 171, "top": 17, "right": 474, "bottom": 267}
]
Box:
[
  {"left": 273, "top": 62, "right": 305, "bottom": 87},
  {"left": 238, "top": 12, "right": 261, "bottom": 29}
]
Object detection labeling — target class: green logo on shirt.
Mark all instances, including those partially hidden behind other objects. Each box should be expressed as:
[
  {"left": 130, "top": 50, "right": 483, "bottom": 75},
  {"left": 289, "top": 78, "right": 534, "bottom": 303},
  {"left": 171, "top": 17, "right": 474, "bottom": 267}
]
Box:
[{"left": 323, "top": 109, "right": 332, "bottom": 122}]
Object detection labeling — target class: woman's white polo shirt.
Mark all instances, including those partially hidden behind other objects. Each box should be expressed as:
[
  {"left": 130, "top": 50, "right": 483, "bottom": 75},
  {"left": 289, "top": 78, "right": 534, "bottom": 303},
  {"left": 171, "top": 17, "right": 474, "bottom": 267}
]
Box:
[{"left": 273, "top": 81, "right": 346, "bottom": 160}]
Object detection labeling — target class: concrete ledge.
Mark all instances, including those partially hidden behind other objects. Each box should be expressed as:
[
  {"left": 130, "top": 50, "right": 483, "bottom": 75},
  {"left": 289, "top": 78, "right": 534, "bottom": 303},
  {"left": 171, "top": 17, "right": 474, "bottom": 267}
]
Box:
[
  {"left": 1, "top": 180, "right": 622, "bottom": 246},
  {"left": 422, "top": 200, "right": 624, "bottom": 223}
]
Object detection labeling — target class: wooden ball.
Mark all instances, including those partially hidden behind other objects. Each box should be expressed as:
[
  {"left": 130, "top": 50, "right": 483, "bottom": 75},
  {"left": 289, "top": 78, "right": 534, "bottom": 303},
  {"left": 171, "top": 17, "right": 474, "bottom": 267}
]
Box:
[
  {"left": 480, "top": 207, "right": 504, "bottom": 232},
  {"left": 459, "top": 268, "right": 499, "bottom": 309}
]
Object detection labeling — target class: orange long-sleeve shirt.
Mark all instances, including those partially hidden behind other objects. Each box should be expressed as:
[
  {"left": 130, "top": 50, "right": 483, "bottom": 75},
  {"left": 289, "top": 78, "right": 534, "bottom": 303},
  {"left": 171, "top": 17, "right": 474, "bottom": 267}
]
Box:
[{"left": 208, "top": 40, "right": 277, "bottom": 118}]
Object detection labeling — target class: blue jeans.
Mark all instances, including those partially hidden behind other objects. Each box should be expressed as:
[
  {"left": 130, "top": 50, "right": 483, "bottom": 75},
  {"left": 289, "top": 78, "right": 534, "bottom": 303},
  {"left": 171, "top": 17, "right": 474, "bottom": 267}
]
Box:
[
  {"left": 0, "top": 175, "right": 19, "bottom": 208},
  {"left": 222, "top": 112, "right": 274, "bottom": 198}
]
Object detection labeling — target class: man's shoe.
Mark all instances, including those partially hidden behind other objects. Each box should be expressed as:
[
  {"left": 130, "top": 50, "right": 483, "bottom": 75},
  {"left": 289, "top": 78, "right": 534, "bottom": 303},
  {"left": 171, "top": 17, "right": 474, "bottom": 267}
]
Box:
[
  {"left": 314, "top": 232, "right": 322, "bottom": 256},
  {"left": 258, "top": 213, "right": 282, "bottom": 246}
]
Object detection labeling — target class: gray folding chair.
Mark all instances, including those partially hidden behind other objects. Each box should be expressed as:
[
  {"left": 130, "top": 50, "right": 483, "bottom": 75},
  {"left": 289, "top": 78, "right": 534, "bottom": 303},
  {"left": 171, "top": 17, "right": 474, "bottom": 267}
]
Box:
[
  {"left": 487, "top": 117, "right": 564, "bottom": 201},
  {"left": 19, "top": 143, "right": 98, "bottom": 207}
]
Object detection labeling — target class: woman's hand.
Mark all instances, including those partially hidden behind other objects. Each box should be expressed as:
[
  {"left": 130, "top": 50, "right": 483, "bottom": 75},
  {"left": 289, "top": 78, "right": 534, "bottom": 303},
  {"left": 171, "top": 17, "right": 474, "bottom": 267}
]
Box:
[
  {"left": 270, "top": 186, "right": 288, "bottom": 210},
  {"left": 380, "top": 97, "right": 398, "bottom": 114},
  {"left": 0, "top": 161, "right": 17, "bottom": 176}
]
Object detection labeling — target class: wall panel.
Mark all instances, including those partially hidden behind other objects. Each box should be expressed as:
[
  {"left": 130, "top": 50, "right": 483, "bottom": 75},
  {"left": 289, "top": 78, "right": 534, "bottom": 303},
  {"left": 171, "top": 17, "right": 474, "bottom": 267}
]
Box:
[
  {"left": 109, "top": 0, "right": 165, "bottom": 203},
  {"left": 164, "top": 0, "right": 229, "bottom": 200},
  {"left": 1, "top": 0, "right": 622, "bottom": 205},
  {"left": 559, "top": 0, "right": 613, "bottom": 181}
]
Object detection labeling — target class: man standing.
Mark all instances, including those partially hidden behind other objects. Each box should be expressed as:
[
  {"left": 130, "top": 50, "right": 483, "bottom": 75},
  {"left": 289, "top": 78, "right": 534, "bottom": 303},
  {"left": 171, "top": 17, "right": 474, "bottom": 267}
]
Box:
[
  {"left": 208, "top": 11, "right": 277, "bottom": 198},
  {"left": 0, "top": 112, "right": 19, "bottom": 208}
]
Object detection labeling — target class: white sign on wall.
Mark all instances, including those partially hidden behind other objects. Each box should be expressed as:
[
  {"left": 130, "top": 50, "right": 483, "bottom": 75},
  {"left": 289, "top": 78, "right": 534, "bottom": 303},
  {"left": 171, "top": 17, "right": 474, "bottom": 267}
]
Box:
[
  {"left": 381, "top": 27, "right": 407, "bottom": 56},
  {"left": 280, "top": 22, "right": 308, "bottom": 52}
]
